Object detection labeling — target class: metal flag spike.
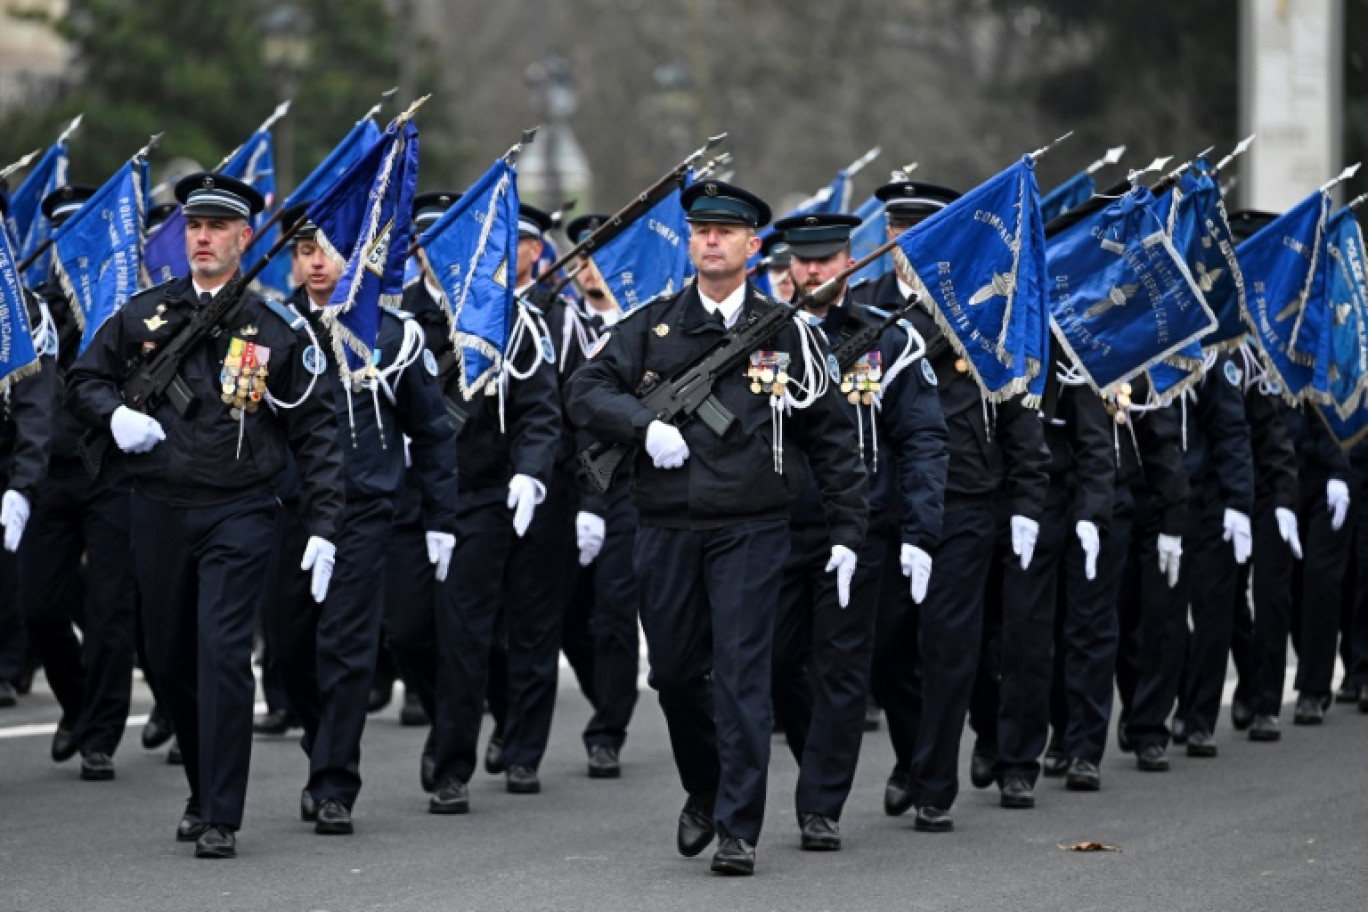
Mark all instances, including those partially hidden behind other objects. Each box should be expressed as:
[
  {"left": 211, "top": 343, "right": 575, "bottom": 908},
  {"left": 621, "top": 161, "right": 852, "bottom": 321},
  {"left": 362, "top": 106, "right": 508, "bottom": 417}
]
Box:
[
  {"left": 550, "top": 199, "right": 577, "bottom": 227},
  {"left": 392, "top": 93, "right": 432, "bottom": 127},
  {"left": 134, "top": 132, "right": 165, "bottom": 163},
  {"left": 56, "top": 113, "right": 83, "bottom": 145},
  {"left": 1347, "top": 191, "right": 1368, "bottom": 212},
  {"left": 1029, "top": 131, "right": 1074, "bottom": 162},
  {"left": 1085, "top": 145, "right": 1127, "bottom": 176},
  {"left": 361, "top": 87, "right": 399, "bottom": 124},
  {"left": 259, "top": 99, "right": 292, "bottom": 133},
  {"left": 503, "top": 126, "right": 540, "bottom": 165},
  {"left": 695, "top": 151, "right": 732, "bottom": 180},
  {"left": 1215, "top": 134, "right": 1256, "bottom": 173},
  {"left": 890, "top": 161, "right": 919, "bottom": 182},
  {"left": 683, "top": 133, "right": 729, "bottom": 170},
  {"left": 1164, "top": 146, "right": 1215, "bottom": 182},
  {"left": 0, "top": 148, "right": 41, "bottom": 182},
  {"left": 1320, "top": 162, "right": 1362, "bottom": 194},
  {"left": 1128, "top": 156, "right": 1172, "bottom": 182},
  {"left": 844, "top": 146, "right": 881, "bottom": 177}
]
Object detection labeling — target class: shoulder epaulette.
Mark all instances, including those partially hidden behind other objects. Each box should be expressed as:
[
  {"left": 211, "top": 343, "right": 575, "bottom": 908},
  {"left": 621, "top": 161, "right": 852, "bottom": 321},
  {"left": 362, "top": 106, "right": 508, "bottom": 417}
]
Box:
[
  {"left": 849, "top": 276, "right": 871, "bottom": 290},
  {"left": 130, "top": 277, "right": 177, "bottom": 303},
  {"left": 262, "top": 297, "right": 307, "bottom": 331},
  {"left": 382, "top": 305, "right": 413, "bottom": 322}
]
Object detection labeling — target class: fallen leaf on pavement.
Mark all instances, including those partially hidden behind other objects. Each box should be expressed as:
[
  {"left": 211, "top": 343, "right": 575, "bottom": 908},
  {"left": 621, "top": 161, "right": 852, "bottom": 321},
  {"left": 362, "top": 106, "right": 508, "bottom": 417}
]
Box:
[{"left": 1059, "top": 841, "right": 1120, "bottom": 852}]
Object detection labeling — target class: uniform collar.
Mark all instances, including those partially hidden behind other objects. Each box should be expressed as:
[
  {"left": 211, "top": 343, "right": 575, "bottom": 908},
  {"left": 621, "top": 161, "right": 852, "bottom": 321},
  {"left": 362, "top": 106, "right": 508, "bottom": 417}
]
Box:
[{"left": 697, "top": 282, "right": 746, "bottom": 328}]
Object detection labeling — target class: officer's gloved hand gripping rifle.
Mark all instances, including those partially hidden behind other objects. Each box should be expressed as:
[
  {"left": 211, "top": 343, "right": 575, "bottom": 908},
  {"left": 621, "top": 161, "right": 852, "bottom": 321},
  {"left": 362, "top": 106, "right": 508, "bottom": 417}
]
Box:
[
  {"left": 579, "top": 237, "right": 901, "bottom": 494},
  {"left": 79, "top": 211, "right": 314, "bottom": 477}
]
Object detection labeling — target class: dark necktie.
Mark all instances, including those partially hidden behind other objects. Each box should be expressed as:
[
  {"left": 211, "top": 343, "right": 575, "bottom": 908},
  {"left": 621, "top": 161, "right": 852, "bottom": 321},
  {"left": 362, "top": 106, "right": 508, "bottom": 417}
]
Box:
[{"left": 199, "top": 292, "right": 213, "bottom": 308}]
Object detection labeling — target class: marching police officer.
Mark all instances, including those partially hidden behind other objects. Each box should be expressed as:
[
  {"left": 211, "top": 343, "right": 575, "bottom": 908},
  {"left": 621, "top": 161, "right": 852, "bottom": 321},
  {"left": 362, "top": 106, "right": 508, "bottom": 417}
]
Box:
[
  {"left": 567, "top": 180, "right": 868, "bottom": 875},
  {"left": 67, "top": 172, "right": 344, "bottom": 858}
]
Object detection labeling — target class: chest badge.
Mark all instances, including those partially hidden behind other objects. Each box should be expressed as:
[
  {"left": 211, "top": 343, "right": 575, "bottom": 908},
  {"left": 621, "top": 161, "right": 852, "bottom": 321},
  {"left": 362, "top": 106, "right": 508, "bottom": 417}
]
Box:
[
  {"left": 654, "top": 323, "right": 670, "bottom": 338},
  {"left": 747, "top": 350, "right": 791, "bottom": 397},
  {"left": 143, "top": 304, "right": 168, "bottom": 332},
  {"left": 238, "top": 324, "right": 259, "bottom": 337},
  {"left": 841, "top": 350, "right": 883, "bottom": 406}
]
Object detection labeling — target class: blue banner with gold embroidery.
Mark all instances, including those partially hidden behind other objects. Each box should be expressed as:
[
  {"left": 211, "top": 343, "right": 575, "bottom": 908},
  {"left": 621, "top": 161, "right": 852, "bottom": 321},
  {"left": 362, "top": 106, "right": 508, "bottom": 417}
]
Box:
[
  {"left": 142, "top": 206, "right": 188, "bottom": 285},
  {"left": 1040, "top": 171, "right": 1095, "bottom": 224},
  {"left": 50, "top": 161, "right": 147, "bottom": 353},
  {"left": 1316, "top": 208, "right": 1368, "bottom": 418},
  {"left": 0, "top": 215, "right": 39, "bottom": 387},
  {"left": 222, "top": 130, "right": 290, "bottom": 296},
  {"left": 590, "top": 184, "right": 694, "bottom": 313},
  {"left": 1235, "top": 190, "right": 1329, "bottom": 401},
  {"left": 285, "top": 117, "right": 383, "bottom": 210},
  {"left": 416, "top": 158, "right": 519, "bottom": 398},
  {"left": 752, "top": 168, "right": 853, "bottom": 272},
  {"left": 1045, "top": 185, "right": 1215, "bottom": 396},
  {"left": 848, "top": 195, "right": 891, "bottom": 286},
  {"left": 7, "top": 143, "right": 68, "bottom": 288},
  {"left": 894, "top": 156, "right": 1050, "bottom": 403},
  {"left": 308, "top": 120, "right": 419, "bottom": 378}
]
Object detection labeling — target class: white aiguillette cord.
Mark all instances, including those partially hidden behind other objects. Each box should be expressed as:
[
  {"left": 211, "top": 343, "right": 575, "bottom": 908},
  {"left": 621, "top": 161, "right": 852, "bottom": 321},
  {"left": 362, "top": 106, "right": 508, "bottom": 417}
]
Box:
[{"left": 770, "top": 317, "right": 832, "bottom": 473}]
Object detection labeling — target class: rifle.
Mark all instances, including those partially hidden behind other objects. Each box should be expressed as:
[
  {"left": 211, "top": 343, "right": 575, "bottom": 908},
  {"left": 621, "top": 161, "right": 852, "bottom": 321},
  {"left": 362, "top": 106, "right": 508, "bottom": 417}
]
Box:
[
  {"left": 578, "top": 238, "right": 899, "bottom": 494},
  {"left": 830, "top": 297, "right": 919, "bottom": 373},
  {"left": 78, "top": 210, "right": 313, "bottom": 477}
]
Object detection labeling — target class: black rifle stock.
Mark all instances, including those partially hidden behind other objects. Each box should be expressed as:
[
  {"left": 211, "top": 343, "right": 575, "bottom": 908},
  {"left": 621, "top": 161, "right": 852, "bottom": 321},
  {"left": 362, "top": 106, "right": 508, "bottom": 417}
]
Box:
[{"left": 829, "top": 297, "right": 919, "bottom": 373}]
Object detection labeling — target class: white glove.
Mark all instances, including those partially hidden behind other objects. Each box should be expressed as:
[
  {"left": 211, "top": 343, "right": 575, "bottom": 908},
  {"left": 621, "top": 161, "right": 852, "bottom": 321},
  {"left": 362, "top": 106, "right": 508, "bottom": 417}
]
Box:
[
  {"left": 645, "top": 420, "right": 690, "bottom": 470},
  {"left": 0, "top": 490, "right": 30, "bottom": 553},
  {"left": 506, "top": 474, "right": 545, "bottom": 538},
  {"left": 1327, "top": 479, "right": 1351, "bottom": 532},
  {"left": 900, "top": 544, "right": 933, "bottom": 604},
  {"left": 1010, "top": 515, "right": 1038, "bottom": 570},
  {"left": 425, "top": 531, "right": 455, "bottom": 582},
  {"left": 300, "top": 536, "right": 337, "bottom": 604},
  {"left": 109, "top": 405, "right": 165, "bottom": 454},
  {"left": 1157, "top": 533, "right": 1183, "bottom": 588},
  {"left": 1222, "top": 508, "right": 1252, "bottom": 565},
  {"left": 1274, "top": 506, "right": 1303, "bottom": 560},
  {"left": 825, "top": 545, "right": 858, "bottom": 608},
  {"left": 1075, "top": 520, "right": 1100, "bottom": 581},
  {"left": 575, "top": 512, "right": 606, "bottom": 566}
]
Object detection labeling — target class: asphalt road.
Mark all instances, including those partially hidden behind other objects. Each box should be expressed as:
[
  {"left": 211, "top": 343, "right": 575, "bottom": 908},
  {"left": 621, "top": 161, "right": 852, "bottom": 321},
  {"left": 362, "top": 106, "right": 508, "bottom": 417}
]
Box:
[{"left": 1, "top": 670, "right": 1365, "bottom": 912}]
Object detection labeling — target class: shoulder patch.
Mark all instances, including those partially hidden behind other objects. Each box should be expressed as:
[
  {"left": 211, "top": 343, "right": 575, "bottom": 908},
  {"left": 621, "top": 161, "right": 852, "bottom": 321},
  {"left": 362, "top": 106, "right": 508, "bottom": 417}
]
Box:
[
  {"left": 825, "top": 352, "right": 841, "bottom": 383},
  {"left": 1267, "top": 379, "right": 1282, "bottom": 396},
  {"left": 382, "top": 305, "right": 414, "bottom": 322},
  {"left": 302, "top": 345, "right": 328, "bottom": 376},
  {"left": 541, "top": 336, "right": 557, "bottom": 364},
  {"left": 1223, "top": 360, "right": 1241, "bottom": 388},
  {"left": 263, "top": 298, "right": 307, "bottom": 332},
  {"left": 920, "top": 358, "right": 938, "bottom": 387},
  {"left": 423, "top": 349, "right": 439, "bottom": 377}
]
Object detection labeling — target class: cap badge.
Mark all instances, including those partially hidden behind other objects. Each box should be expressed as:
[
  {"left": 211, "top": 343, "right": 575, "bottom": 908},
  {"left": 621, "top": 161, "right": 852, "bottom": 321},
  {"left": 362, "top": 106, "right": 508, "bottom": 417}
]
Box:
[{"left": 705, "top": 183, "right": 719, "bottom": 197}]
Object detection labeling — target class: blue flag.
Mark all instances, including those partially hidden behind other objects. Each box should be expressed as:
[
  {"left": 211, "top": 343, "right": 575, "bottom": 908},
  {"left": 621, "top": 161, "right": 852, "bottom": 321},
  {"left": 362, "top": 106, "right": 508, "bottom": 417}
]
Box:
[
  {"left": 221, "top": 130, "right": 291, "bottom": 296},
  {"left": 50, "top": 161, "right": 148, "bottom": 353},
  {"left": 7, "top": 142, "right": 69, "bottom": 288},
  {"left": 1316, "top": 208, "right": 1368, "bottom": 418},
  {"left": 1046, "top": 186, "right": 1215, "bottom": 396},
  {"left": 416, "top": 158, "right": 519, "bottom": 398},
  {"left": 309, "top": 120, "right": 420, "bottom": 379},
  {"left": 1236, "top": 190, "right": 1330, "bottom": 401},
  {"left": 848, "top": 195, "right": 891, "bottom": 286},
  {"left": 894, "top": 156, "right": 1050, "bottom": 403},
  {"left": 590, "top": 185, "right": 694, "bottom": 313},
  {"left": 753, "top": 167, "right": 853, "bottom": 270},
  {"left": 285, "top": 117, "right": 383, "bottom": 210},
  {"left": 1039, "top": 171, "right": 1095, "bottom": 224},
  {"left": 143, "top": 206, "right": 188, "bottom": 285},
  {"left": 0, "top": 216, "right": 40, "bottom": 387},
  {"left": 1153, "top": 167, "right": 1249, "bottom": 349}
]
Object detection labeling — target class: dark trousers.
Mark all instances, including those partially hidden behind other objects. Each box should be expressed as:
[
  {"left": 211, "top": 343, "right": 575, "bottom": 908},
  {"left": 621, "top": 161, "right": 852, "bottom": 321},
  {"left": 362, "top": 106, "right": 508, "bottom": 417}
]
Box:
[
  {"left": 1179, "top": 496, "right": 1243, "bottom": 737},
  {"left": 268, "top": 498, "right": 396, "bottom": 808},
  {"left": 634, "top": 520, "right": 788, "bottom": 844},
  {"left": 1244, "top": 504, "right": 1297, "bottom": 716},
  {"left": 1344, "top": 497, "right": 1368, "bottom": 687},
  {"left": 132, "top": 491, "right": 277, "bottom": 830},
  {"left": 19, "top": 465, "right": 135, "bottom": 754},
  {"left": 1292, "top": 482, "right": 1352, "bottom": 698},
  {"left": 384, "top": 521, "right": 437, "bottom": 719},
  {"left": 1116, "top": 486, "right": 1174, "bottom": 750},
  {"left": 871, "top": 534, "right": 921, "bottom": 775},
  {"left": 909, "top": 503, "right": 996, "bottom": 811},
  {"left": 582, "top": 487, "right": 640, "bottom": 750},
  {"left": 0, "top": 544, "right": 27, "bottom": 685},
  {"left": 773, "top": 524, "right": 883, "bottom": 819}
]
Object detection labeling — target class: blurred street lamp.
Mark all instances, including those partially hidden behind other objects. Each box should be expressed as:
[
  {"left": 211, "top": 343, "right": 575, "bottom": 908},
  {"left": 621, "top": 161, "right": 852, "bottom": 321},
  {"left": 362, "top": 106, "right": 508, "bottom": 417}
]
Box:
[
  {"left": 522, "top": 53, "right": 591, "bottom": 209},
  {"left": 262, "top": 3, "right": 312, "bottom": 193}
]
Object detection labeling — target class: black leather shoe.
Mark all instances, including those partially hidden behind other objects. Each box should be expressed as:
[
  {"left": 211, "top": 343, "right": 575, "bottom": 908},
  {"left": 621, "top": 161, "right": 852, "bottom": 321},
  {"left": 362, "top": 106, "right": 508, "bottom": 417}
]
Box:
[
  {"left": 970, "top": 749, "right": 996, "bottom": 788},
  {"left": 506, "top": 764, "right": 540, "bottom": 794},
  {"left": 1136, "top": 745, "right": 1169, "bottom": 772},
  {"left": 142, "top": 705, "right": 174, "bottom": 749},
  {"left": 80, "top": 751, "right": 116, "bottom": 781},
  {"left": 1116, "top": 722, "right": 1133, "bottom": 754},
  {"left": 1335, "top": 682, "right": 1359, "bottom": 704},
  {"left": 1294, "top": 694, "right": 1325, "bottom": 725},
  {"left": 1041, "top": 746, "right": 1068, "bottom": 778},
  {"left": 166, "top": 738, "right": 183, "bottom": 765},
  {"left": 798, "top": 813, "right": 840, "bottom": 851},
  {"left": 710, "top": 836, "right": 756, "bottom": 875},
  {"left": 194, "top": 824, "right": 236, "bottom": 859},
  {"left": 315, "top": 798, "right": 354, "bottom": 835},
  {"left": 884, "top": 770, "right": 914, "bottom": 817},
  {"left": 1170, "top": 716, "right": 1187, "bottom": 745},
  {"left": 484, "top": 735, "right": 506, "bottom": 775},
  {"left": 1186, "top": 730, "right": 1217, "bottom": 757},
  {"left": 367, "top": 679, "right": 394, "bottom": 714},
  {"left": 1359, "top": 686, "right": 1368, "bottom": 714},
  {"left": 176, "top": 801, "right": 206, "bottom": 842},
  {"left": 914, "top": 806, "right": 953, "bottom": 833},
  {"left": 0, "top": 680, "right": 16, "bottom": 708},
  {"left": 1249, "top": 715, "right": 1281, "bottom": 741},
  {"left": 1230, "top": 697, "right": 1254, "bottom": 731},
  {"left": 428, "top": 778, "right": 469, "bottom": 814},
  {"left": 300, "top": 789, "right": 319, "bottom": 822},
  {"left": 587, "top": 744, "right": 621, "bottom": 779},
  {"left": 252, "top": 709, "right": 298, "bottom": 736},
  {"left": 400, "top": 691, "right": 429, "bottom": 726},
  {"left": 1065, "top": 758, "right": 1100, "bottom": 791},
  {"left": 51, "top": 722, "right": 78, "bottom": 763},
  {"left": 420, "top": 731, "right": 436, "bottom": 793},
  {"left": 676, "top": 795, "right": 715, "bottom": 857},
  {"left": 1000, "top": 777, "right": 1035, "bottom": 809}
]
